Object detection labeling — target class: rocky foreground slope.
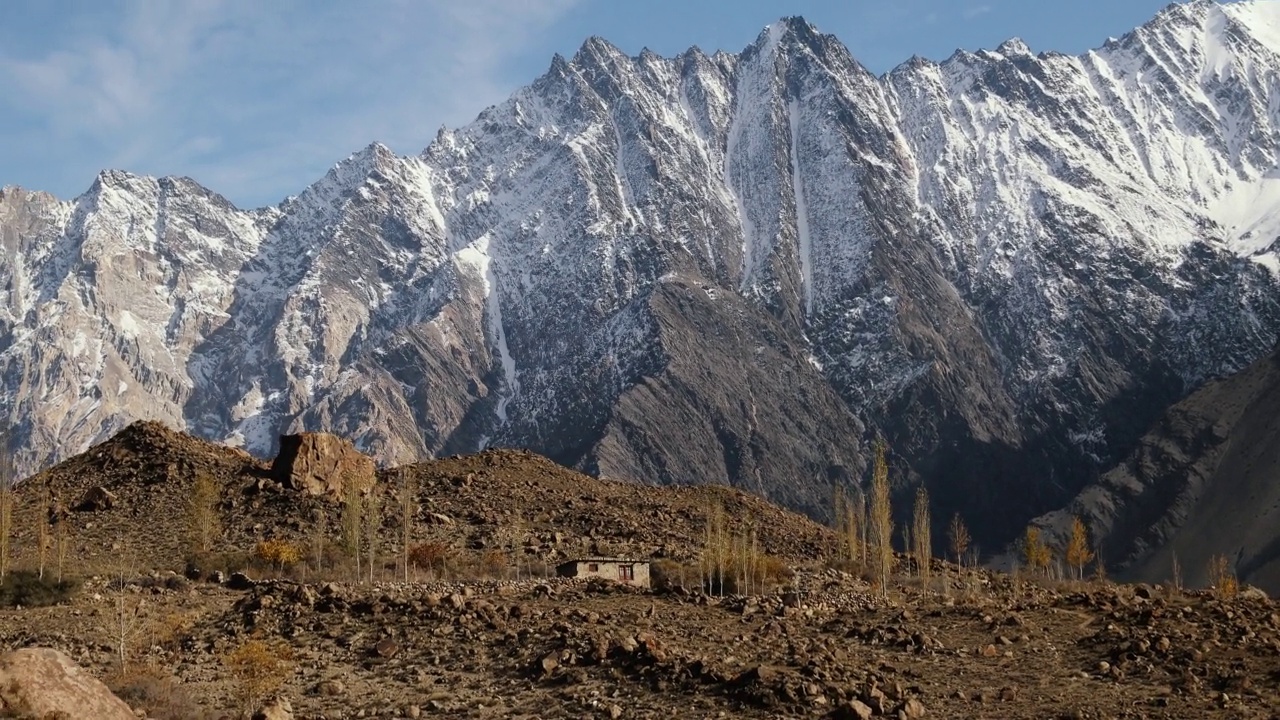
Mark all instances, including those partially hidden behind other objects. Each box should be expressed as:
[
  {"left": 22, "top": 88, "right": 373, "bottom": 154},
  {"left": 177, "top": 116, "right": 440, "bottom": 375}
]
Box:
[{"left": 7, "top": 1, "right": 1280, "bottom": 547}]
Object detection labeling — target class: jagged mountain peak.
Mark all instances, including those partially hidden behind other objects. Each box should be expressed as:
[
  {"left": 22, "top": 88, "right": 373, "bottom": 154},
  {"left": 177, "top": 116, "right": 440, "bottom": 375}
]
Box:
[
  {"left": 86, "top": 168, "right": 153, "bottom": 195},
  {"left": 570, "top": 35, "right": 629, "bottom": 71},
  {"left": 745, "top": 16, "right": 836, "bottom": 61},
  {"left": 995, "top": 37, "right": 1033, "bottom": 57}
]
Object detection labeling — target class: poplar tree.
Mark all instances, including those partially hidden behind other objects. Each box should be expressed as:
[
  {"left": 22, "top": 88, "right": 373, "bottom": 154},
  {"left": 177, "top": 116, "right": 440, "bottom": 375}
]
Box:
[
  {"left": 869, "top": 441, "right": 893, "bottom": 595},
  {"left": 1064, "top": 516, "right": 1095, "bottom": 580},
  {"left": 912, "top": 487, "right": 932, "bottom": 587}
]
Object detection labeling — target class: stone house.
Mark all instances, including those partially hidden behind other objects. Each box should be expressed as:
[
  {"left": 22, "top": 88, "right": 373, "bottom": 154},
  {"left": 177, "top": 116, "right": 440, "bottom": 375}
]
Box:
[{"left": 555, "top": 557, "right": 650, "bottom": 588}]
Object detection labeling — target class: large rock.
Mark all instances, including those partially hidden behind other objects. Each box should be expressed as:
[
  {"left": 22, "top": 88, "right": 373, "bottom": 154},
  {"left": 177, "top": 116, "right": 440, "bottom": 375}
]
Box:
[
  {"left": 0, "top": 647, "right": 135, "bottom": 720},
  {"left": 271, "top": 432, "right": 376, "bottom": 498},
  {"left": 252, "top": 696, "right": 294, "bottom": 720},
  {"left": 73, "top": 486, "right": 117, "bottom": 512}
]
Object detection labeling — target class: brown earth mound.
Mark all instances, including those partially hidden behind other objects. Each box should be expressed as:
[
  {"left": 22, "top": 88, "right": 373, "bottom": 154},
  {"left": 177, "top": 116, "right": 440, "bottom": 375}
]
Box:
[{"left": 7, "top": 421, "right": 833, "bottom": 574}]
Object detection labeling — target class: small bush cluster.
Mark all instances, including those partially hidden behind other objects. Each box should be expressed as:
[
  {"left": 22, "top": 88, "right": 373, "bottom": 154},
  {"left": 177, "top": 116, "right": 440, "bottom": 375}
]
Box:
[
  {"left": 1207, "top": 554, "right": 1238, "bottom": 599},
  {"left": 253, "top": 540, "right": 303, "bottom": 570},
  {"left": 223, "top": 637, "right": 294, "bottom": 712},
  {"left": 480, "top": 549, "right": 509, "bottom": 578},
  {"left": 408, "top": 541, "right": 450, "bottom": 576},
  {"left": 0, "top": 570, "right": 79, "bottom": 607},
  {"left": 107, "top": 662, "right": 214, "bottom": 720}
]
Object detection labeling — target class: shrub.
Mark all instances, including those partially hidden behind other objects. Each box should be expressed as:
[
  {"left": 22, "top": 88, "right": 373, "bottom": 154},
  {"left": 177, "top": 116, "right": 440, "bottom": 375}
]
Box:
[
  {"left": 0, "top": 570, "right": 80, "bottom": 607},
  {"left": 254, "top": 540, "right": 303, "bottom": 570},
  {"left": 650, "top": 559, "right": 696, "bottom": 591},
  {"left": 480, "top": 549, "right": 508, "bottom": 578},
  {"left": 408, "top": 541, "right": 450, "bottom": 576},
  {"left": 1207, "top": 554, "right": 1238, "bottom": 599},
  {"left": 107, "top": 662, "right": 213, "bottom": 720},
  {"left": 223, "top": 637, "right": 294, "bottom": 712}
]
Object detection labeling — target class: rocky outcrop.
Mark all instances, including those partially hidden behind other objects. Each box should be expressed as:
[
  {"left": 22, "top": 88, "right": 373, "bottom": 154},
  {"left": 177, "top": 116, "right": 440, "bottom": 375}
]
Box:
[
  {"left": 72, "top": 486, "right": 117, "bottom": 512},
  {"left": 271, "top": 433, "right": 376, "bottom": 498},
  {"left": 0, "top": 647, "right": 135, "bottom": 720},
  {"left": 1032, "top": 345, "right": 1280, "bottom": 594}
]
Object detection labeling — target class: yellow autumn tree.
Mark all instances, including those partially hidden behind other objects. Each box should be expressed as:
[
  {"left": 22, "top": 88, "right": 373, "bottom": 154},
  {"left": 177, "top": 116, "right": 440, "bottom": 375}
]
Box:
[
  {"left": 1064, "top": 516, "right": 1095, "bottom": 580},
  {"left": 1022, "top": 525, "right": 1052, "bottom": 576}
]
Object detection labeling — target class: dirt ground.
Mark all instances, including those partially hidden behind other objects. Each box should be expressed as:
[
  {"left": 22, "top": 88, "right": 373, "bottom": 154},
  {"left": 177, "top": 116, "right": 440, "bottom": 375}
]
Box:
[{"left": 2, "top": 565, "right": 1277, "bottom": 720}]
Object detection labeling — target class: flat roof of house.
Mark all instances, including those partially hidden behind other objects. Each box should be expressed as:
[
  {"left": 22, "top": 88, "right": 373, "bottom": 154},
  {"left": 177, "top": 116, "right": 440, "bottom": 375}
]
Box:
[{"left": 557, "top": 557, "right": 647, "bottom": 565}]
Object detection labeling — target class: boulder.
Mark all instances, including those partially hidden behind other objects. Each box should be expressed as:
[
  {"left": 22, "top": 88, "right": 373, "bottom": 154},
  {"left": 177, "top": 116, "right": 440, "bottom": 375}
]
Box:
[
  {"left": 252, "top": 696, "right": 294, "bottom": 720},
  {"left": 0, "top": 647, "right": 135, "bottom": 720},
  {"left": 226, "top": 571, "right": 256, "bottom": 591},
  {"left": 833, "top": 700, "right": 874, "bottom": 720},
  {"left": 270, "top": 432, "right": 376, "bottom": 499},
  {"left": 73, "top": 486, "right": 117, "bottom": 512}
]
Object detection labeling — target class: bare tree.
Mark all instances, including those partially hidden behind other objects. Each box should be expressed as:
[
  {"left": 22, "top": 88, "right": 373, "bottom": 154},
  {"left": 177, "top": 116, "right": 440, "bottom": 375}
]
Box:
[
  {"left": 948, "top": 513, "right": 970, "bottom": 568},
  {"left": 54, "top": 513, "right": 70, "bottom": 584},
  {"left": 0, "top": 426, "right": 12, "bottom": 582},
  {"left": 833, "top": 487, "right": 860, "bottom": 566},
  {"left": 701, "top": 501, "right": 728, "bottom": 596},
  {"left": 854, "top": 491, "right": 868, "bottom": 566},
  {"left": 869, "top": 440, "right": 893, "bottom": 595},
  {"left": 187, "top": 470, "right": 221, "bottom": 554},
  {"left": 912, "top": 486, "right": 932, "bottom": 588},
  {"left": 364, "top": 486, "right": 382, "bottom": 584},
  {"left": 399, "top": 473, "right": 416, "bottom": 583},
  {"left": 36, "top": 508, "right": 49, "bottom": 581},
  {"left": 309, "top": 507, "right": 327, "bottom": 577},
  {"left": 341, "top": 478, "right": 364, "bottom": 582},
  {"left": 102, "top": 548, "right": 143, "bottom": 672}
]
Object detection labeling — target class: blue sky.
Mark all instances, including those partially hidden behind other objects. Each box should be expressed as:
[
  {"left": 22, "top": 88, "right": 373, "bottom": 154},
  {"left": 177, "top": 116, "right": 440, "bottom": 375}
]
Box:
[{"left": 1, "top": 0, "right": 1179, "bottom": 209}]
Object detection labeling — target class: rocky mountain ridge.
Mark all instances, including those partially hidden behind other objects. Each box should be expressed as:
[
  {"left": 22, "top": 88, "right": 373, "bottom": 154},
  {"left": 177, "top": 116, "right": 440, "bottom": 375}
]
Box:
[
  {"left": 1030, "top": 341, "right": 1280, "bottom": 594},
  {"left": 5, "top": 0, "right": 1280, "bottom": 544}
]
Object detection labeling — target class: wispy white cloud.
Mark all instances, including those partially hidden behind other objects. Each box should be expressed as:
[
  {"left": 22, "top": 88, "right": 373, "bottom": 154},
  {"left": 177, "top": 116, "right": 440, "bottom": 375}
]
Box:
[
  {"left": 0, "top": 0, "right": 581, "bottom": 207},
  {"left": 963, "top": 5, "right": 994, "bottom": 19}
]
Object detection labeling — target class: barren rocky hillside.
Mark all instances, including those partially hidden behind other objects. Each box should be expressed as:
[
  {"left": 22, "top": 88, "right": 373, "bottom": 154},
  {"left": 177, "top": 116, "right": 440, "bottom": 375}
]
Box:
[
  {"left": 7, "top": 421, "right": 834, "bottom": 575},
  {"left": 0, "top": 422, "right": 1277, "bottom": 719}
]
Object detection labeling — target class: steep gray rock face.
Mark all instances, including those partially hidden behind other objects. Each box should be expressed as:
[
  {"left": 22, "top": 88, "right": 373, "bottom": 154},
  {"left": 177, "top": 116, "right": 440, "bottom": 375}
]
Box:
[
  {"left": 1030, "top": 344, "right": 1280, "bottom": 594},
  {"left": 589, "top": 276, "right": 867, "bottom": 517},
  {"left": 4, "top": 1, "right": 1280, "bottom": 545}
]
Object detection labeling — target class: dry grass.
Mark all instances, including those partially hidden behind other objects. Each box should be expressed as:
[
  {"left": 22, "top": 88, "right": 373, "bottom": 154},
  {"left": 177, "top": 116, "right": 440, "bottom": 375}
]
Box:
[
  {"left": 106, "top": 662, "right": 216, "bottom": 720},
  {"left": 0, "top": 570, "right": 79, "bottom": 608}
]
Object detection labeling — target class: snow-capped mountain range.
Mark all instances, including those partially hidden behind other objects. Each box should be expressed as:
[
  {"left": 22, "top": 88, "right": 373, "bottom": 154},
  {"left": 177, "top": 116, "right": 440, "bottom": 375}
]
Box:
[{"left": 4, "top": 0, "right": 1280, "bottom": 542}]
